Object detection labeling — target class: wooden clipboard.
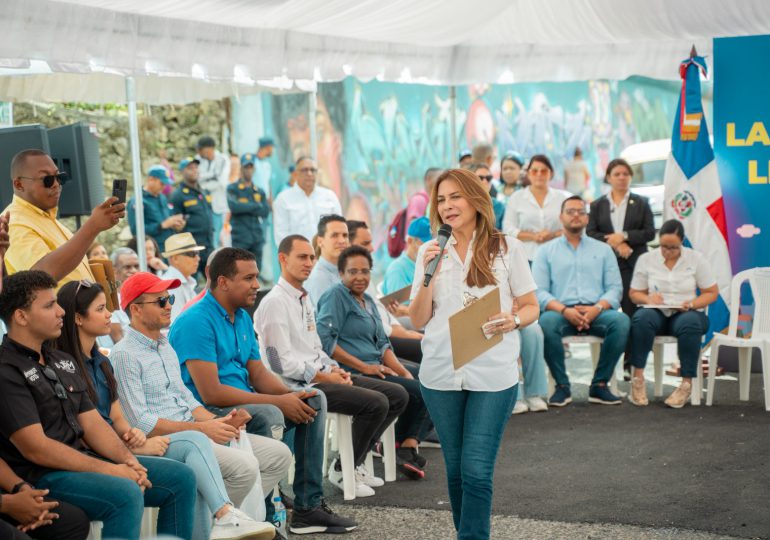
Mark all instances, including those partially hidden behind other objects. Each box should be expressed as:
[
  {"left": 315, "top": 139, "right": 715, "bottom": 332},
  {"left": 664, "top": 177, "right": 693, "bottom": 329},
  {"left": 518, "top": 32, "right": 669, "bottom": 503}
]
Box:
[
  {"left": 379, "top": 284, "right": 411, "bottom": 306},
  {"left": 448, "top": 287, "right": 501, "bottom": 370},
  {"left": 89, "top": 258, "right": 120, "bottom": 313}
]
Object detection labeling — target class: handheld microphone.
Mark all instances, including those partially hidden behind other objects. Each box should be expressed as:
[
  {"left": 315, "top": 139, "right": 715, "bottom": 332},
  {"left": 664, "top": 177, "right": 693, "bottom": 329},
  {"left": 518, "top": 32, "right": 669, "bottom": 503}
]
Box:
[{"left": 423, "top": 224, "right": 452, "bottom": 287}]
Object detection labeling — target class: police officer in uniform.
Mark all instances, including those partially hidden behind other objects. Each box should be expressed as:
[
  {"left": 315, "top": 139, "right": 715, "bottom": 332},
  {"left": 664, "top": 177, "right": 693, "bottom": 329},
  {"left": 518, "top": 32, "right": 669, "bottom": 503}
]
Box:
[
  {"left": 227, "top": 154, "right": 271, "bottom": 269},
  {"left": 170, "top": 157, "right": 214, "bottom": 276}
]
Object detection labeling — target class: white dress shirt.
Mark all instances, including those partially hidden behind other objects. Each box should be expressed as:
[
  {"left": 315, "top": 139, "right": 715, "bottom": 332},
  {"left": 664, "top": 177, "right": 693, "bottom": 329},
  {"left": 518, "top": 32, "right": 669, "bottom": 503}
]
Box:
[
  {"left": 272, "top": 184, "right": 342, "bottom": 245},
  {"left": 161, "top": 265, "right": 198, "bottom": 323},
  {"left": 503, "top": 187, "right": 569, "bottom": 260},
  {"left": 411, "top": 234, "right": 536, "bottom": 392},
  {"left": 608, "top": 191, "right": 630, "bottom": 234},
  {"left": 253, "top": 277, "right": 337, "bottom": 389},
  {"left": 630, "top": 247, "right": 716, "bottom": 316}
]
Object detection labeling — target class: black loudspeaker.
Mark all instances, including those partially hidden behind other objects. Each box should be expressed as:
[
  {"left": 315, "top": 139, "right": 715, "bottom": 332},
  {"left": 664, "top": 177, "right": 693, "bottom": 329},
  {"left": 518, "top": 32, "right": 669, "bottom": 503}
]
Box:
[
  {"left": 48, "top": 122, "right": 105, "bottom": 217},
  {"left": 0, "top": 124, "right": 50, "bottom": 210}
]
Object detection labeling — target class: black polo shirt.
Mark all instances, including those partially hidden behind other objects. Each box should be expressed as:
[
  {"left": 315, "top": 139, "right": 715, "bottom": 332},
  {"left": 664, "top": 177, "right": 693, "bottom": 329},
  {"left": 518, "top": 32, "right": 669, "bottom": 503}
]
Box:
[{"left": 0, "top": 336, "right": 95, "bottom": 483}]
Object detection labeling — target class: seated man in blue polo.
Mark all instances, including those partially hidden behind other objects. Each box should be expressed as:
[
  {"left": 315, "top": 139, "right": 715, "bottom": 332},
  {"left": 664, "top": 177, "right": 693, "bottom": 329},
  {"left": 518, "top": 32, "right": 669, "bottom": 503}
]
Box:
[
  {"left": 127, "top": 165, "right": 186, "bottom": 249},
  {"left": 169, "top": 247, "right": 358, "bottom": 536},
  {"left": 532, "top": 195, "right": 630, "bottom": 407},
  {"left": 382, "top": 216, "right": 431, "bottom": 295}
]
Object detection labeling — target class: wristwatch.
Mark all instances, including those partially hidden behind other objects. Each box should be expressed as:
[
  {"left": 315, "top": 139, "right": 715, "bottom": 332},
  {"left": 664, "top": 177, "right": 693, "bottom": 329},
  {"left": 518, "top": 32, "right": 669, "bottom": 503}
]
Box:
[
  {"left": 11, "top": 481, "right": 31, "bottom": 494},
  {"left": 594, "top": 304, "right": 605, "bottom": 313},
  {"left": 513, "top": 314, "right": 521, "bottom": 329}
]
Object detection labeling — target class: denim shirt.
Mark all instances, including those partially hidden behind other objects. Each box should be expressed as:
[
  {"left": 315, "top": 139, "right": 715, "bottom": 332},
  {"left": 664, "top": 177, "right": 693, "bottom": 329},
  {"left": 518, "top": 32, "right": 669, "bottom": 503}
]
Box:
[
  {"left": 316, "top": 283, "right": 391, "bottom": 368},
  {"left": 83, "top": 345, "right": 116, "bottom": 425}
]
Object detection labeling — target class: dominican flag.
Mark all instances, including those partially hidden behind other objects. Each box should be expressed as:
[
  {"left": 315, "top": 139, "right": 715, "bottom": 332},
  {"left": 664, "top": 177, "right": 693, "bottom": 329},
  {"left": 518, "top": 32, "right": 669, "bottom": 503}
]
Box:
[{"left": 663, "top": 52, "right": 732, "bottom": 344}]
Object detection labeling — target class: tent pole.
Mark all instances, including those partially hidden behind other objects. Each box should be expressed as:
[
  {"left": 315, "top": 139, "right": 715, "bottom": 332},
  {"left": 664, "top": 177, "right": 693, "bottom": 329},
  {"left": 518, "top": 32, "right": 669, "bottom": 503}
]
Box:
[
  {"left": 126, "top": 76, "right": 147, "bottom": 271},
  {"left": 449, "top": 85, "right": 458, "bottom": 165},
  {"left": 308, "top": 89, "right": 318, "bottom": 160}
]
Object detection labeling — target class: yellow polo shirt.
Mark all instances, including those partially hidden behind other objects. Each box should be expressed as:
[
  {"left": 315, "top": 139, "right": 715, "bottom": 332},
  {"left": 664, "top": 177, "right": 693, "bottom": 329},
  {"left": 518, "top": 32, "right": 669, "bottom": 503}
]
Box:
[{"left": 3, "top": 195, "right": 94, "bottom": 286}]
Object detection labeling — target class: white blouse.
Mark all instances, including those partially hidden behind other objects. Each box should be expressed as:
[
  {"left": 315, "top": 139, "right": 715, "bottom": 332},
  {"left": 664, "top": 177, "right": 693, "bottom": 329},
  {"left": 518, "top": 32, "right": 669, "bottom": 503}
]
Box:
[
  {"left": 503, "top": 187, "right": 569, "bottom": 260},
  {"left": 410, "top": 234, "right": 536, "bottom": 392},
  {"left": 630, "top": 247, "right": 716, "bottom": 315}
]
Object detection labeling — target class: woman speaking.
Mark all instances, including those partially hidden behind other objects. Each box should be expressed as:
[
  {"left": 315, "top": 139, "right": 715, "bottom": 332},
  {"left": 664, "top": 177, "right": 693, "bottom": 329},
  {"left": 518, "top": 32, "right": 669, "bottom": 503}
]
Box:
[{"left": 409, "top": 169, "right": 539, "bottom": 540}]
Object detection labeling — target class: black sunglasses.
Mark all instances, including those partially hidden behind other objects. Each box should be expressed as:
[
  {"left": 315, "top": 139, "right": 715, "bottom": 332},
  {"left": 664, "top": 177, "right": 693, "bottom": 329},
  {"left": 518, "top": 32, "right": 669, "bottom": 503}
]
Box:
[
  {"left": 42, "top": 365, "right": 68, "bottom": 401},
  {"left": 133, "top": 295, "right": 176, "bottom": 308},
  {"left": 478, "top": 175, "right": 493, "bottom": 182},
  {"left": 179, "top": 251, "right": 201, "bottom": 258},
  {"left": 18, "top": 172, "right": 70, "bottom": 188}
]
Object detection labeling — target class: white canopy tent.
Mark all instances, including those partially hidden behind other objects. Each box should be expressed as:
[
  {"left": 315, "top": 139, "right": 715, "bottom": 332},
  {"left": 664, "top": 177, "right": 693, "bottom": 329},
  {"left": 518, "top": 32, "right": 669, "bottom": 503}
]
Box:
[{"left": 0, "top": 0, "right": 767, "bottom": 270}]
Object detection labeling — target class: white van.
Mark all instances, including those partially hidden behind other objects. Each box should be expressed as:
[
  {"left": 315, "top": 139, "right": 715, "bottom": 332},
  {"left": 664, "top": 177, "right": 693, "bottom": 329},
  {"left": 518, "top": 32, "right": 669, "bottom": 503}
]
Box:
[{"left": 620, "top": 139, "right": 670, "bottom": 231}]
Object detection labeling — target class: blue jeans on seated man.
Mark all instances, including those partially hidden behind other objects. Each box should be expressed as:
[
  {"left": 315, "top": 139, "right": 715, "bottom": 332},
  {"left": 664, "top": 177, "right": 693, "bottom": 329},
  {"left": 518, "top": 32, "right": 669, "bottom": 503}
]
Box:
[
  {"left": 629, "top": 308, "right": 709, "bottom": 378},
  {"left": 36, "top": 471, "right": 146, "bottom": 540},
  {"left": 539, "top": 309, "right": 630, "bottom": 387},
  {"left": 519, "top": 323, "right": 548, "bottom": 398},
  {"left": 420, "top": 383, "right": 518, "bottom": 540},
  {"left": 207, "top": 391, "right": 327, "bottom": 518}
]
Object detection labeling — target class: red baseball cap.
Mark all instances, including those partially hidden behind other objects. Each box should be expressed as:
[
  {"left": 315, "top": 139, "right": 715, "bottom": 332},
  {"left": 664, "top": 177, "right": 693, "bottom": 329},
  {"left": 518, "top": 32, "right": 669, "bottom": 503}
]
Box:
[{"left": 120, "top": 272, "right": 181, "bottom": 311}]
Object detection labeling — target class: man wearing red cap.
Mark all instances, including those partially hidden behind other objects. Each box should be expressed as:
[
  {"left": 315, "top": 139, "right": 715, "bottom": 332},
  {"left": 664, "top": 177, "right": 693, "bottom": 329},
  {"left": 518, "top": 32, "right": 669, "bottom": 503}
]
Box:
[{"left": 111, "top": 271, "right": 291, "bottom": 539}]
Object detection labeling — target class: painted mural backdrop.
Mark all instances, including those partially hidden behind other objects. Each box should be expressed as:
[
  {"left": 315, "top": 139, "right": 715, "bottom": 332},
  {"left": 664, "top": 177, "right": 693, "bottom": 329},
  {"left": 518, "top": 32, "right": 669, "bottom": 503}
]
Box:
[{"left": 236, "top": 76, "right": 687, "bottom": 273}]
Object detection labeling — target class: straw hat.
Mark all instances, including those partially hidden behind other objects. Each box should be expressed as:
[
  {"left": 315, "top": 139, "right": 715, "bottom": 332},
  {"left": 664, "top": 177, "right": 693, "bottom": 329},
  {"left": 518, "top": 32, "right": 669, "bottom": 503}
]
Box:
[{"left": 162, "top": 232, "right": 206, "bottom": 258}]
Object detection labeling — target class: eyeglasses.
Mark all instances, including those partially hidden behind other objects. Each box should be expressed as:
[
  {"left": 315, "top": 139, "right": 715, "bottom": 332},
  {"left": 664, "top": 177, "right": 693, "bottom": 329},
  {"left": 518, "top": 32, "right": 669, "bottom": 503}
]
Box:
[
  {"left": 18, "top": 172, "right": 70, "bottom": 188},
  {"left": 344, "top": 268, "right": 371, "bottom": 276},
  {"left": 660, "top": 245, "right": 681, "bottom": 252},
  {"left": 179, "top": 251, "right": 201, "bottom": 258},
  {"left": 477, "top": 175, "right": 493, "bottom": 182},
  {"left": 563, "top": 209, "right": 588, "bottom": 216},
  {"left": 133, "top": 295, "right": 176, "bottom": 308},
  {"left": 298, "top": 167, "right": 318, "bottom": 175},
  {"left": 75, "top": 279, "right": 93, "bottom": 296},
  {"left": 463, "top": 291, "right": 479, "bottom": 307},
  {"left": 41, "top": 365, "right": 68, "bottom": 401}
]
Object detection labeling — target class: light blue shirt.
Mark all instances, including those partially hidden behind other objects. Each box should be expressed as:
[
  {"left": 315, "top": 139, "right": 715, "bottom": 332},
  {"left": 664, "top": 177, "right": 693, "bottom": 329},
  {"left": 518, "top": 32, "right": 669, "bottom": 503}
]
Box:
[
  {"left": 169, "top": 291, "right": 260, "bottom": 403},
  {"left": 382, "top": 252, "right": 416, "bottom": 295},
  {"left": 532, "top": 234, "right": 622, "bottom": 311},
  {"left": 305, "top": 256, "right": 340, "bottom": 306}
]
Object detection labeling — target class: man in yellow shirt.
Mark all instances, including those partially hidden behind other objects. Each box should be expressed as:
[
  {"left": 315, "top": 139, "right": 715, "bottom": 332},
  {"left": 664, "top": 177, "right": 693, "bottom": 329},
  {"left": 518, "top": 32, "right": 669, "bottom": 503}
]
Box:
[{"left": 3, "top": 149, "right": 125, "bottom": 286}]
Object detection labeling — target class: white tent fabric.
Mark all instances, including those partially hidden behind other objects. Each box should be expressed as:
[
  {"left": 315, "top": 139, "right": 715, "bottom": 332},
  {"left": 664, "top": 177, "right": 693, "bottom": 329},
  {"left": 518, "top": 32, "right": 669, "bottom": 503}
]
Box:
[{"left": 2, "top": 0, "right": 769, "bottom": 87}]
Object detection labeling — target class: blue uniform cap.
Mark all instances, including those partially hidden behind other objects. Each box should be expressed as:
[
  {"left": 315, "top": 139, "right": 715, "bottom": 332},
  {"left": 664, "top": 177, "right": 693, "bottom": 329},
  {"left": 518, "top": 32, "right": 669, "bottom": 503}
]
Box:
[
  {"left": 179, "top": 157, "right": 200, "bottom": 171},
  {"left": 258, "top": 136, "right": 275, "bottom": 149},
  {"left": 147, "top": 165, "right": 171, "bottom": 185},
  {"left": 240, "top": 153, "right": 256, "bottom": 167},
  {"left": 407, "top": 216, "right": 432, "bottom": 243}
]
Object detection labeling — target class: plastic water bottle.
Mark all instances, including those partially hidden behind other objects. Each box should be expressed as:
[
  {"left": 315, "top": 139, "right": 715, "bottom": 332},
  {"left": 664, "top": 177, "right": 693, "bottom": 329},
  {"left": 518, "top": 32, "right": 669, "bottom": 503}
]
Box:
[{"left": 272, "top": 493, "right": 287, "bottom": 537}]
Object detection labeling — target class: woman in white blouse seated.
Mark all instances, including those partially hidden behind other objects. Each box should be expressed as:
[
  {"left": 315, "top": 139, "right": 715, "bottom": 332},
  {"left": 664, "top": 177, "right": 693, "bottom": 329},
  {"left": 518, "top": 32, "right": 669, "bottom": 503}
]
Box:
[
  {"left": 627, "top": 219, "right": 719, "bottom": 408},
  {"left": 409, "top": 168, "right": 539, "bottom": 540}
]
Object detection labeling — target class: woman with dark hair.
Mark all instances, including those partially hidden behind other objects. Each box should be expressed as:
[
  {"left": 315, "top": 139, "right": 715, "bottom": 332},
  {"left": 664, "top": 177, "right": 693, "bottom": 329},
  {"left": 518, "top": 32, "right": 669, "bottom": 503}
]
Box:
[
  {"left": 495, "top": 152, "right": 527, "bottom": 204},
  {"left": 55, "top": 281, "right": 267, "bottom": 540},
  {"left": 316, "top": 246, "right": 430, "bottom": 480},
  {"left": 587, "top": 158, "right": 655, "bottom": 376},
  {"left": 409, "top": 169, "right": 539, "bottom": 540},
  {"left": 126, "top": 235, "right": 168, "bottom": 275},
  {"left": 627, "top": 219, "right": 719, "bottom": 408},
  {"left": 502, "top": 154, "right": 568, "bottom": 262}
]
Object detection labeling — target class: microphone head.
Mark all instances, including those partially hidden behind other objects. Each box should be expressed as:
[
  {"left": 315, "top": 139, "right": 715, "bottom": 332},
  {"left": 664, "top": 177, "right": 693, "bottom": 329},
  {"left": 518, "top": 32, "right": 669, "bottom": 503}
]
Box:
[{"left": 437, "top": 224, "right": 452, "bottom": 238}]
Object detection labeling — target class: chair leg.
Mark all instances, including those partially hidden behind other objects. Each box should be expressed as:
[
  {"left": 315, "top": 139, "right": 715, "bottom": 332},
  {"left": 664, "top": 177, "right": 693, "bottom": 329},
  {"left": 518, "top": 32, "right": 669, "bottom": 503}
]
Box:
[
  {"left": 761, "top": 345, "right": 770, "bottom": 412},
  {"left": 140, "top": 508, "right": 156, "bottom": 539},
  {"left": 706, "top": 344, "right": 720, "bottom": 406},
  {"left": 691, "top": 366, "right": 702, "bottom": 406},
  {"left": 364, "top": 452, "right": 374, "bottom": 473},
  {"left": 382, "top": 421, "right": 397, "bottom": 482},
  {"left": 88, "top": 522, "right": 103, "bottom": 540},
  {"left": 322, "top": 414, "right": 333, "bottom": 477},
  {"left": 652, "top": 343, "right": 664, "bottom": 397},
  {"left": 337, "top": 415, "right": 356, "bottom": 501},
  {"left": 547, "top": 373, "right": 555, "bottom": 397},
  {"left": 739, "top": 347, "right": 752, "bottom": 401}
]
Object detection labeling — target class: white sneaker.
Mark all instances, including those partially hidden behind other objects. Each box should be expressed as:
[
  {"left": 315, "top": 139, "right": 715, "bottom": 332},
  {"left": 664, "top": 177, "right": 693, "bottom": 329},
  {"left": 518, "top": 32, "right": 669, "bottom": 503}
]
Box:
[
  {"left": 526, "top": 396, "right": 549, "bottom": 412},
  {"left": 512, "top": 400, "right": 529, "bottom": 415},
  {"left": 211, "top": 507, "right": 276, "bottom": 540},
  {"left": 328, "top": 460, "right": 376, "bottom": 497},
  {"left": 356, "top": 464, "right": 385, "bottom": 487}
]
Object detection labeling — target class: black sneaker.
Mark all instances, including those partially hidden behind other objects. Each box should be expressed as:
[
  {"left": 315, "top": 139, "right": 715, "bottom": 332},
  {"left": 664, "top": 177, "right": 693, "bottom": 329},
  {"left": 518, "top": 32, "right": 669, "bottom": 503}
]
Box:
[
  {"left": 403, "top": 446, "right": 427, "bottom": 469},
  {"left": 588, "top": 383, "right": 622, "bottom": 405},
  {"left": 289, "top": 499, "right": 357, "bottom": 535},
  {"left": 548, "top": 385, "right": 572, "bottom": 407},
  {"left": 396, "top": 447, "right": 425, "bottom": 480}
]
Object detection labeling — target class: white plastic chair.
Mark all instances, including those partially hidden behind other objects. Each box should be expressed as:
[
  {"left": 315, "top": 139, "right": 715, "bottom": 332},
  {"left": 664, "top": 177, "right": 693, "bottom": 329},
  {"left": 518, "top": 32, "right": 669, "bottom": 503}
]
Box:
[
  {"left": 707, "top": 267, "right": 770, "bottom": 410},
  {"left": 87, "top": 508, "right": 157, "bottom": 540},
  {"left": 322, "top": 412, "right": 397, "bottom": 500},
  {"left": 548, "top": 336, "right": 620, "bottom": 395},
  {"left": 651, "top": 336, "right": 704, "bottom": 405}
]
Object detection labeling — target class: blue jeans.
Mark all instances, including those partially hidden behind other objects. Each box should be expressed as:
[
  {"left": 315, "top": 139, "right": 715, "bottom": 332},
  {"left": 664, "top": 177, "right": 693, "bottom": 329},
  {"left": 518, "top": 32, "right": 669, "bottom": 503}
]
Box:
[
  {"left": 630, "top": 308, "right": 709, "bottom": 378},
  {"left": 37, "top": 471, "right": 145, "bottom": 540},
  {"left": 540, "top": 309, "right": 630, "bottom": 387},
  {"left": 136, "top": 455, "right": 197, "bottom": 540},
  {"left": 209, "top": 392, "right": 327, "bottom": 513},
  {"left": 420, "top": 383, "right": 518, "bottom": 540},
  {"left": 163, "top": 431, "right": 232, "bottom": 539},
  {"left": 519, "top": 323, "right": 548, "bottom": 398}
]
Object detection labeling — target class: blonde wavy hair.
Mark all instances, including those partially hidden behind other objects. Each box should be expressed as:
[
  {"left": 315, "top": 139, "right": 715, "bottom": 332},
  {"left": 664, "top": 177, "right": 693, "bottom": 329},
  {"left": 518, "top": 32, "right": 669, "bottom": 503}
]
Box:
[{"left": 428, "top": 168, "right": 506, "bottom": 288}]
